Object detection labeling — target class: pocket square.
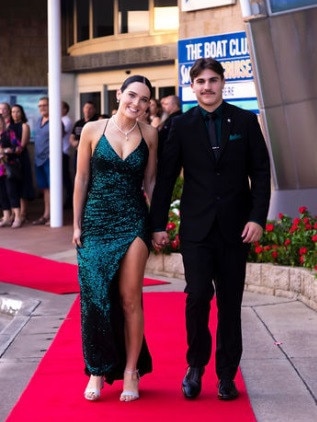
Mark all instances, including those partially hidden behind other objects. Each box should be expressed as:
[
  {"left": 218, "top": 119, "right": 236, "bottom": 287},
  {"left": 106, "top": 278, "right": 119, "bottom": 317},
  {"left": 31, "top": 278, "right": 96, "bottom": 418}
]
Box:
[{"left": 229, "top": 134, "right": 242, "bottom": 141}]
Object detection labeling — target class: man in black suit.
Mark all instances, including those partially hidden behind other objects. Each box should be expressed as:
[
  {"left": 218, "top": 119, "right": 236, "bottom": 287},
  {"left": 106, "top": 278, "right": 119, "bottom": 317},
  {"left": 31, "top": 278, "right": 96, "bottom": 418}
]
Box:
[
  {"left": 157, "top": 95, "right": 182, "bottom": 159},
  {"left": 150, "top": 58, "right": 271, "bottom": 401}
]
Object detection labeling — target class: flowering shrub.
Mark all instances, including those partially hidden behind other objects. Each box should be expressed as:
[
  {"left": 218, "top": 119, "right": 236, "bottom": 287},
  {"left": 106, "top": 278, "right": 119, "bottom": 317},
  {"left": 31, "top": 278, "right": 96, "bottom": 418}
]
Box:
[
  {"left": 161, "top": 203, "right": 317, "bottom": 273},
  {"left": 162, "top": 199, "right": 181, "bottom": 254},
  {"left": 248, "top": 206, "right": 317, "bottom": 272}
]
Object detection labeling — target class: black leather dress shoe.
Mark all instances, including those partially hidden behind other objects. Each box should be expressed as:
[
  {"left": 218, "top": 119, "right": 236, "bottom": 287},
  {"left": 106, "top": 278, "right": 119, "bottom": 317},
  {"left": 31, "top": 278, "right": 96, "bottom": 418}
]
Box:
[
  {"left": 182, "top": 367, "right": 204, "bottom": 399},
  {"left": 217, "top": 379, "right": 239, "bottom": 400}
]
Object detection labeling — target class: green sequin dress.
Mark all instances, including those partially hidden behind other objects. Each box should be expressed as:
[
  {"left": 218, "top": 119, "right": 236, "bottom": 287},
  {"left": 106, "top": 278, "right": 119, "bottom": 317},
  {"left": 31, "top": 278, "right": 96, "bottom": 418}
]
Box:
[{"left": 77, "top": 129, "right": 152, "bottom": 384}]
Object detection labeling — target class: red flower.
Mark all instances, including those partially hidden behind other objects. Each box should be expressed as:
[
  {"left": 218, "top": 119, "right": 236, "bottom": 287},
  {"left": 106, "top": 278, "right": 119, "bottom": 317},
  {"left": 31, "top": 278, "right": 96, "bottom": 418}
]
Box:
[
  {"left": 255, "top": 245, "right": 263, "bottom": 254},
  {"left": 284, "top": 238, "right": 291, "bottom": 246},
  {"left": 299, "top": 206, "right": 307, "bottom": 214},
  {"left": 170, "top": 237, "right": 180, "bottom": 250},
  {"left": 289, "top": 225, "right": 298, "bottom": 233},
  {"left": 299, "top": 247, "right": 308, "bottom": 255},
  {"left": 299, "top": 255, "right": 305, "bottom": 264},
  {"left": 271, "top": 250, "right": 278, "bottom": 259},
  {"left": 266, "top": 223, "right": 274, "bottom": 232},
  {"left": 166, "top": 222, "right": 176, "bottom": 231},
  {"left": 314, "top": 223, "right": 317, "bottom": 229},
  {"left": 278, "top": 213, "right": 284, "bottom": 220},
  {"left": 312, "top": 234, "right": 317, "bottom": 242}
]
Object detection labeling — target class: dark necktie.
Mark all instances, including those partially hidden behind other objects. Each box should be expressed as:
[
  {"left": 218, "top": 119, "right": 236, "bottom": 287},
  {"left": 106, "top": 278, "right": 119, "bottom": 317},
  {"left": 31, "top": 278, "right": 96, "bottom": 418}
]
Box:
[{"left": 206, "top": 113, "right": 219, "bottom": 158}]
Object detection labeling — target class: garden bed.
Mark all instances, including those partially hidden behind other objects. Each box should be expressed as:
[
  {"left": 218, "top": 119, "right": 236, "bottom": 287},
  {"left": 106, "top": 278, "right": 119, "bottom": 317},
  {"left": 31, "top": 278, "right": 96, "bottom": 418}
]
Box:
[{"left": 145, "top": 252, "right": 317, "bottom": 312}]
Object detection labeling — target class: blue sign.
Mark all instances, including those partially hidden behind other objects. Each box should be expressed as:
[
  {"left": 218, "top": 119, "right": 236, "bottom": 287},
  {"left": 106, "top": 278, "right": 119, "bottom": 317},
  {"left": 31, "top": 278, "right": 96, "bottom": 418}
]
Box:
[{"left": 178, "top": 31, "right": 259, "bottom": 113}]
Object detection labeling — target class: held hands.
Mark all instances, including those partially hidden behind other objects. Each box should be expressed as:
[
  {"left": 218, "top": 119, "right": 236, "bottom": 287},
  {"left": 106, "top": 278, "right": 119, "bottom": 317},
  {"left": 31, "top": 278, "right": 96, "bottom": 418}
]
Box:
[
  {"left": 151, "top": 231, "right": 170, "bottom": 252},
  {"left": 152, "top": 223, "right": 263, "bottom": 249},
  {"left": 241, "top": 222, "right": 263, "bottom": 243}
]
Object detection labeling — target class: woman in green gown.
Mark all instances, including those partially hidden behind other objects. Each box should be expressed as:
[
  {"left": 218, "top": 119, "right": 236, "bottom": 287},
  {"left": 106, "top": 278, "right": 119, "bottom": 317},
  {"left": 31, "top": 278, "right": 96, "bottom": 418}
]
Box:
[{"left": 72, "top": 75, "right": 158, "bottom": 402}]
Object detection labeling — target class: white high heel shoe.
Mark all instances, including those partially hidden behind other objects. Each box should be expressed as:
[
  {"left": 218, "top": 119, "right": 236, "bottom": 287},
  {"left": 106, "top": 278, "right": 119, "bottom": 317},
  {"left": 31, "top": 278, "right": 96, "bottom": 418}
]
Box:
[
  {"left": 120, "top": 369, "right": 140, "bottom": 402},
  {"left": 84, "top": 375, "right": 104, "bottom": 401}
]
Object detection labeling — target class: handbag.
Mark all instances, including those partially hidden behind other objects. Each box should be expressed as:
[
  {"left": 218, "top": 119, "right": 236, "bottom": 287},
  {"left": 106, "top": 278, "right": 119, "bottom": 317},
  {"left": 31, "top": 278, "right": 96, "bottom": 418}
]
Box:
[{"left": 5, "top": 159, "right": 22, "bottom": 181}]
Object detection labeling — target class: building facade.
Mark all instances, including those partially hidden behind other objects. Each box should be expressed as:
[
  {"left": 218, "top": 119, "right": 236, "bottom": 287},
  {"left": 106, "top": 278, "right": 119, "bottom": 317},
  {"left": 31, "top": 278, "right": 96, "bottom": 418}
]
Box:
[{"left": 1, "top": 1, "right": 317, "bottom": 218}]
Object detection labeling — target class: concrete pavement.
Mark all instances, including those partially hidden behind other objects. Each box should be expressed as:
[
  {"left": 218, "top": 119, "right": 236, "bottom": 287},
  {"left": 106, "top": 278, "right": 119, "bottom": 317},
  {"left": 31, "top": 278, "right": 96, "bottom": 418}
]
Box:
[{"left": 0, "top": 204, "right": 317, "bottom": 421}]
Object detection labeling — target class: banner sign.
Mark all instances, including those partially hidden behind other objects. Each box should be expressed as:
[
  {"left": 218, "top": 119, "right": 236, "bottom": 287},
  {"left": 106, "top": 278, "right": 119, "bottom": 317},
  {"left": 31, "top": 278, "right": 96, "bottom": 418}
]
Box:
[{"left": 178, "top": 31, "right": 259, "bottom": 113}]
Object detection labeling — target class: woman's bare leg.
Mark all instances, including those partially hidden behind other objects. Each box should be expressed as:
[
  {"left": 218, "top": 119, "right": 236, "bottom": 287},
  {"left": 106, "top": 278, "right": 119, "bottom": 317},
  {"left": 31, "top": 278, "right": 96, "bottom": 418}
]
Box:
[{"left": 118, "top": 237, "right": 148, "bottom": 401}]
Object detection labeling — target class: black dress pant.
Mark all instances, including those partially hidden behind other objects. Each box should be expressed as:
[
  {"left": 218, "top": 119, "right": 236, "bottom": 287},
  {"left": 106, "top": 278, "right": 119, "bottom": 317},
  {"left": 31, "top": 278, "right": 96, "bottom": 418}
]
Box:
[{"left": 181, "top": 221, "right": 250, "bottom": 380}]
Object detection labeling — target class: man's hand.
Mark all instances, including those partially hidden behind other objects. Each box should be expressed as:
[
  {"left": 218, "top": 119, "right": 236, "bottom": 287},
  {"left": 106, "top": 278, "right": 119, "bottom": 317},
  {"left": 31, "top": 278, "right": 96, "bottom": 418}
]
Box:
[
  {"left": 241, "top": 222, "right": 263, "bottom": 243},
  {"left": 151, "top": 231, "right": 170, "bottom": 252}
]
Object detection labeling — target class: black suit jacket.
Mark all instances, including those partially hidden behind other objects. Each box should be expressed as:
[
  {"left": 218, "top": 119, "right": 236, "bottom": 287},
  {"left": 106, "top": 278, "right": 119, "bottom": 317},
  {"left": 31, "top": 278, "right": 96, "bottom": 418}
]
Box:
[
  {"left": 158, "top": 109, "right": 183, "bottom": 159},
  {"left": 150, "top": 102, "right": 271, "bottom": 244}
]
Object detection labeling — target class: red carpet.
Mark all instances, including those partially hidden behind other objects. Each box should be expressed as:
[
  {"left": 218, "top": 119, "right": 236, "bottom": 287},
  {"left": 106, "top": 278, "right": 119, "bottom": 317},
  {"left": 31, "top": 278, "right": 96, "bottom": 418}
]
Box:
[
  {"left": 0, "top": 248, "right": 169, "bottom": 294},
  {"left": 7, "top": 293, "right": 255, "bottom": 422}
]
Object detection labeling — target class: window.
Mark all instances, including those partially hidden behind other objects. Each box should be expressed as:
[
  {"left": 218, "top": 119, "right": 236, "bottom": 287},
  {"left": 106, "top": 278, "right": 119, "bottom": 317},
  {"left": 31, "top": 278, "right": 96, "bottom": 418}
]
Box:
[
  {"left": 92, "top": 0, "right": 114, "bottom": 37},
  {"left": 0, "top": 88, "right": 48, "bottom": 140},
  {"left": 76, "top": 0, "right": 89, "bottom": 41},
  {"left": 158, "top": 86, "right": 175, "bottom": 99},
  {"left": 61, "top": 0, "right": 74, "bottom": 54},
  {"left": 154, "top": 0, "right": 178, "bottom": 31},
  {"left": 71, "top": 0, "right": 178, "bottom": 43},
  {"left": 118, "top": 0, "right": 149, "bottom": 34},
  {"left": 268, "top": 0, "right": 317, "bottom": 14}
]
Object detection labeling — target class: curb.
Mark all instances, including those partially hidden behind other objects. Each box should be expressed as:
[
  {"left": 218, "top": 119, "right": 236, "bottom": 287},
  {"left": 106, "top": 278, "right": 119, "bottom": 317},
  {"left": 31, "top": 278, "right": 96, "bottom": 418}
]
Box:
[{"left": 145, "top": 253, "right": 317, "bottom": 312}]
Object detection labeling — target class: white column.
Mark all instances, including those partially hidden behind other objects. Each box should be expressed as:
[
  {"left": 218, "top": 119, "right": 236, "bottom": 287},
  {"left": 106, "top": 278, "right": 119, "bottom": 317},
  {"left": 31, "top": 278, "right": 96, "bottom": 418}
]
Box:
[{"left": 47, "top": 0, "right": 63, "bottom": 227}]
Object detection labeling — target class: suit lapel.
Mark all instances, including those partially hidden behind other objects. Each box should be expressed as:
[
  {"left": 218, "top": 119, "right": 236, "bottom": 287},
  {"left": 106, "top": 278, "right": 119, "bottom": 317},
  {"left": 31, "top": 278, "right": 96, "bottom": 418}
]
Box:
[{"left": 218, "top": 104, "right": 232, "bottom": 159}]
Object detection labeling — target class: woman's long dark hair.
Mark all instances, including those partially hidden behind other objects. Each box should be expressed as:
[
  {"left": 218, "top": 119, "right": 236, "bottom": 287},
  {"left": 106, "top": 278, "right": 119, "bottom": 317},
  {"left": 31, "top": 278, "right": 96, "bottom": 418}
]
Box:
[
  {"left": 120, "top": 75, "right": 153, "bottom": 98},
  {"left": 11, "top": 104, "right": 28, "bottom": 123}
]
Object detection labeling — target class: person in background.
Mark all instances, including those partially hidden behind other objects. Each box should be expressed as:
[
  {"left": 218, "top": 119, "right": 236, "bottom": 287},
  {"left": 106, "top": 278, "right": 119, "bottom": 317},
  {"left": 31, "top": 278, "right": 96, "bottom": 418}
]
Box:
[
  {"left": 61, "top": 101, "right": 73, "bottom": 210},
  {"left": 137, "top": 107, "right": 151, "bottom": 125},
  {"left": 0, "top": 114, "right": 23, "bottom": 228},
  {"left": 0, "top": 114, "right": 13, "bottom": 226},
  {"left": 98, "top": 113, "right": 110, "bottom": 119},
  {"left": 32, "top": 97, "right": 50, "bottom": 225},
  {"left": 72, "top": 75, "right": 157, "bottom": 403},
  {"left": 150, "top": 58, "right": 271, "bottom": 401},
  {"left": 69, "top": 101, "right": 99, "bottom": 171},
  {"left": 0, "top": 103, "right": 13, "bottom": 128},
  {"left": 148, "top": 98, "right": 162, "bottom": 128},
  {"left": 157, "top": 95, "right": 182, "bottom": 159},
  {"left": 10, "top": 104, "right": 35, "bottom": 222}
]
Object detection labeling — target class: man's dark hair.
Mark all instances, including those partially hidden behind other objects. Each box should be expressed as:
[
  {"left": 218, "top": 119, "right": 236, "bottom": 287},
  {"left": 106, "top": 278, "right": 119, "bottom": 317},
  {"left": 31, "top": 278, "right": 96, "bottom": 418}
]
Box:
[
  {"left": 62, "top": 101, "right": 70, "bottom": 113},
  {"left": 190, "top": 58, "right": 225, "bottom": 82}
]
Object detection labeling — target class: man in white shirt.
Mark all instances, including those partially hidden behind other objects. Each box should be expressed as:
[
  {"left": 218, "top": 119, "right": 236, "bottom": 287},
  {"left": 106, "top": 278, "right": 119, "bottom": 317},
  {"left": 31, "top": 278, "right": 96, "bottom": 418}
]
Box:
[{"left": 61, "top": 101, "right": 73, "bottom": 209}]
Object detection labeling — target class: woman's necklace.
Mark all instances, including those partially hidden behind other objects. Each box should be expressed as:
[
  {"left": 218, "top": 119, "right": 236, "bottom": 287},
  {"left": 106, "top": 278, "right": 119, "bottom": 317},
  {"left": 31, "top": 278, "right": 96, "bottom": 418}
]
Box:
[{"left": 111, "top": 116, "right": 137, "bottom": 141}]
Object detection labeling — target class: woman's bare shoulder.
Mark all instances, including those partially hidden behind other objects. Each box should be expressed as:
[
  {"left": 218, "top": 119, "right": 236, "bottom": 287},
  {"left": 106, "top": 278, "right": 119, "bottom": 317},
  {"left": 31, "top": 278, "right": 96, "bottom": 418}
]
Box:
[
  {"left": 139, "top": 120, "right": 157, "bottom": 136},
  {"left": 84, "top": 119, "right": 107, "bottom": 132},
  {"left": 139, "top": 121, "right": 158, "bottom": 148}
]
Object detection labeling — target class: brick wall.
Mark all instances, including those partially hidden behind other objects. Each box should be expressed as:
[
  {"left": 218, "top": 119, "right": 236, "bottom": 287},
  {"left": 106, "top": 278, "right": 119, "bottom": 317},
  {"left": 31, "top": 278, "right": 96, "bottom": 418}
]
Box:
[
  {"left": 179, "top": 2, "right": 245, "bottom": 39},
  {"left": 0, "top": 0, "right": 48, "bottom": 86}
]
